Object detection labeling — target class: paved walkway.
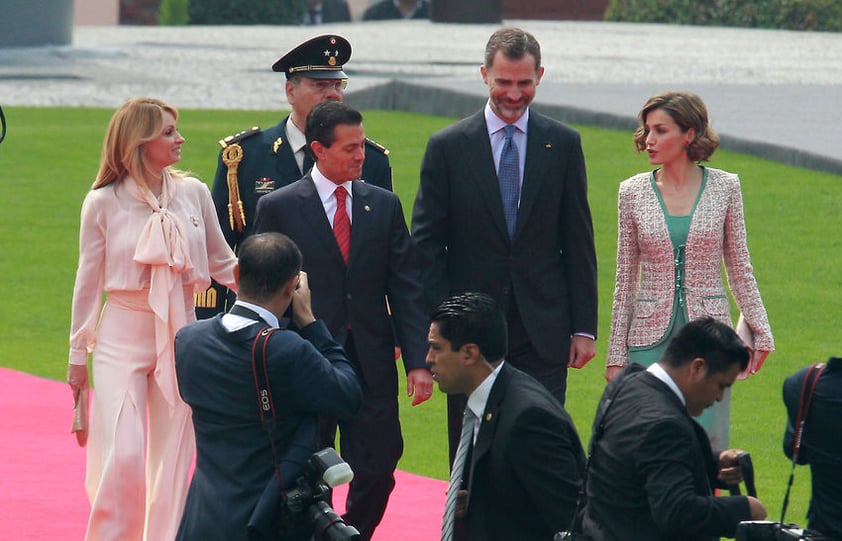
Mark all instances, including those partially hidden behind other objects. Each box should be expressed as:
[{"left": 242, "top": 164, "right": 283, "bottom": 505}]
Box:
[{"left": 2, "top": 20, "right": 841, "bottom": 174}]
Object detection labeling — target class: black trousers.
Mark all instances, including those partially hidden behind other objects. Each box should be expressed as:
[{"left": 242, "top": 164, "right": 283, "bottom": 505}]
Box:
[{"left": 320, "top": 331, "right": 403, "bottom": 540}]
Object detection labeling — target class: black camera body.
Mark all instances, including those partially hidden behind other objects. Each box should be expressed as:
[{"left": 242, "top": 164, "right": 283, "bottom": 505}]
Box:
[
  {"left": 736, "top": 521, "right": 831, "bottom": 540},
  {"left": 280, "top": 448, "right": 360, "bottom": 541}
]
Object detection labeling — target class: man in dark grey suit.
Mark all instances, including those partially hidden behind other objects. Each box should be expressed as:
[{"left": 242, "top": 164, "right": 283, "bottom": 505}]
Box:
[
  {"left": 175, "top": 233, "right": 362, "bottom": 541},
  {"left": 581, "top": 317, "right": 767, "bottom": 540},
  {"left": 252, "top": 101, "right": 431, "bottom": 541},
  {"left": 196, "top": 34, "right": 392, "bottom": 318},
  {"left": 411, "top": 26, "right": 598, "bottom": 463},
  {"left": 426, "top": 292, "right": 585, "bottom": 541}
]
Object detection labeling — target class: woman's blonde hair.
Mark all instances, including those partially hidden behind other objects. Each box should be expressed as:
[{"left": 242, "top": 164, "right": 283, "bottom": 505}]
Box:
[
  {"left": 92, "top": 97, "right": 186, "bottom": 190},
  {"left": 633, "top": 91, "right": 720, "bottom": 162}
]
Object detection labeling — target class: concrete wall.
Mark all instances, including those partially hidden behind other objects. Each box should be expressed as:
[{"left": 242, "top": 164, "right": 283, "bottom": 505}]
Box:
[
  {"left": 74, "top": 0, "right": 119, "bottom": 25},
  {"left": 0, "top": 0, "right": 74, "bottom": 47}
]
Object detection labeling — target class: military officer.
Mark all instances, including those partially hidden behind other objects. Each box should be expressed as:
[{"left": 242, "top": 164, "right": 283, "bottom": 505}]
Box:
[{"left": 196, "top": 34, "right": 393, "bottom": 318}]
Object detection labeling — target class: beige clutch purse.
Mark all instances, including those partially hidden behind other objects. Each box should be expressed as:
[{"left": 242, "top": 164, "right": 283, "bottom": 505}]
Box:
[
  {"left": 71, "top": 389, "right": 89, "bottom": 447},
  {"left": 736, "top": 313, "right": 755, "bottom": 352}
]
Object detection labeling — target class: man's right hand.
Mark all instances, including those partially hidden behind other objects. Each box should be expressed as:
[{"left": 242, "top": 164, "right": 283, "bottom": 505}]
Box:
[
  {"left": 747, "top": 496, "right": 767, "bottom": 520},
  {"left": 291, "top": 271, "right": 316, "bottom": 328}
]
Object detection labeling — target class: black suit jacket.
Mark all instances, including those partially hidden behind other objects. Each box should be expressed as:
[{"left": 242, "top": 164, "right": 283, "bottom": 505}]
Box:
[
  {"left": 175, "top": 316, "right": 362, "bottom": 541},
  {"left": 783, "top": 357, "right": 842, "bottom": 538},
  {"left": 252, "top": 175, "right": 427, "bottom": 395},
  {"left": 458, "top": 363, "right": 585, "bottom": 541},
  {"left": 582, "top": 364, "right": 751, "bottom": 541},
  {"left": 197, "top": 116, "right": 392, "bottom": 318},
  {"left": 411, "top": 109, "right": 597, "bottom": 363}
]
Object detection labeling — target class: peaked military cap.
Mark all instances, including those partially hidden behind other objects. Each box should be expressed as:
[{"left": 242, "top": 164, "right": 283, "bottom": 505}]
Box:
[{"left": 272, "top": 34, "right": 351, "bottom": 80}]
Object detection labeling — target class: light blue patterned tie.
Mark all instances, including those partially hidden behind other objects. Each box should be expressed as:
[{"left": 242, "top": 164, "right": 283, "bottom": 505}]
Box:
[
  {"left": 498, "top": 124, "right": 520, "bottom": 239},
  {"left": 442, "top": 408, "right": 476, "bottom": 541}
]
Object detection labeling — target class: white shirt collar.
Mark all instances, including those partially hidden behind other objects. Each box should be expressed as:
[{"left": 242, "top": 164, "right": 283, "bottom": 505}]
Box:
[
  {"left": 312, "top": 164, "right": 353, "bottom": 205},
  {"left": 221, "top": 300, "right": 280, "bottom": 332},
  {"left": 286, "top": 117, "right": 307, "bottom": 153},
  {"left": 484, "top": 100, "right": 529, "bottom": 137},
  {"left": 465, "top": 361, "right": 505, "bottom": 441},
  {"left": 647, "top": 362, "right": 686, "bottom": 406}
]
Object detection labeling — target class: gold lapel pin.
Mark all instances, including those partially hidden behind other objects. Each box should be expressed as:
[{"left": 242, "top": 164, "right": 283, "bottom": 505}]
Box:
[
  {"left": 273, "top": 137, "right": 283, "bottom": 154},
  {"left": 364, "top": 205, "right": 371, "bottom": 212},
  {"left": 485, "top": 413, "right": 493, "bottom": 422},
  {"left": 545, "top": 143, "right": 552, "bottom": 149}
]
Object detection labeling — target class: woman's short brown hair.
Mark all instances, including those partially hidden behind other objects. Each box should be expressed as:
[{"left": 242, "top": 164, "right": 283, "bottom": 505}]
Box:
[{"left": 633, "top": 91, "right": 720, "bottom": 162}]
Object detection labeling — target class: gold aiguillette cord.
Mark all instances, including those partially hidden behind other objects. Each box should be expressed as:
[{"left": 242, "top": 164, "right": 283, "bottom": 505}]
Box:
[{"left": 222, "top": 144, "right": 246, "bottom": 232}]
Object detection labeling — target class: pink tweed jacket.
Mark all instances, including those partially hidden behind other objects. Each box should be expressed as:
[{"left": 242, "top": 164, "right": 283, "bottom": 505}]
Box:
[{"left": 607, "top": 167, "right": 774, "bottom": 367}]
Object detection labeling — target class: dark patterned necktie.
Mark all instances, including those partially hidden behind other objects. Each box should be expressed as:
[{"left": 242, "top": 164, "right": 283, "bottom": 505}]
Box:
[
  {"left": 442, "top": 408, "right": 476, "bottom": 541},
  {"left": 333, "top": 186, "right": 351, "bottom": 264},
  {"left": 498, "top": 124, "right": 520, "bottom": 239}
]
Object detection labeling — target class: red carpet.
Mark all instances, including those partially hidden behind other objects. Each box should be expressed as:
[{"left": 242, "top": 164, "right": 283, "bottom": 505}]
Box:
[{"left": 0, "top": 367, "right": 445, "bottom": 540}]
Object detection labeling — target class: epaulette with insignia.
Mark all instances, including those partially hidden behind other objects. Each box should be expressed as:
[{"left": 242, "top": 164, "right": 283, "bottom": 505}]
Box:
[
  {"left": 365, "top": 137, "right": 390, "bottom": 156},
  {"left": 218, "top": 126, "right": 261, "bottom": 149}
]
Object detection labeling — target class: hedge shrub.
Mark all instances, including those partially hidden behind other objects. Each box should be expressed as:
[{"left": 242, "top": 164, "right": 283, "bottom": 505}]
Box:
[
  {"left": 188, "top": 0, "right": 307, "bottom": 25},
  {"left": 605, "top": 0, "right": 842, "bottom": 32}
]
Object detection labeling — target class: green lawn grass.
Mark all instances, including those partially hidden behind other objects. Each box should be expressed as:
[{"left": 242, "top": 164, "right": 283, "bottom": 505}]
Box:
[{"left": 2, "top": 106, "right": 839, "bottom": 524}]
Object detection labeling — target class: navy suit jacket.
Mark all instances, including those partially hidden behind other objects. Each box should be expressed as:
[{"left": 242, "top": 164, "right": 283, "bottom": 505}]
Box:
[
  {"left": 175, "top": 316, "right": 362, "bottom": 541},
  {"left": 459, "top": 363, "right": 586, "bottom": 540},
  {"left": 198, "top": 116, "right": 392, "bottom": 318},
  {"left": 252, "top": 175, "right": 428, "bottom": 395},
  {"left": 582, "top": 364, "right": 751, "bottom": 541},
  {"left": 412, "top": 109, "right": 597, "bottom": 364},
  {"left": 783, "top": 357, "right": 842, "bottom": 538}
]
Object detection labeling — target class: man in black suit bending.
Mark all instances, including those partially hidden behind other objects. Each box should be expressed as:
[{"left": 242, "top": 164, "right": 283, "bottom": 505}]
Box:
[
  {"left": 427, "top": 292, "right": 585, "bottom": 541},
  {"left": 581, "top": 317, "right": 767, "bottom": 541}
]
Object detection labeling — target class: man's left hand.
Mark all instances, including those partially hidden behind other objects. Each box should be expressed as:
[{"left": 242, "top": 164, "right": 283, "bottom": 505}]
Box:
[
  {"left": 568, "top": 335, "right": 596, "bottom": 369},
  {"left": 717, "top": 448, "right": 747, "bottom": 485},
  {"left": 407, "top": 367, "right": 434, "bottom": 406}
]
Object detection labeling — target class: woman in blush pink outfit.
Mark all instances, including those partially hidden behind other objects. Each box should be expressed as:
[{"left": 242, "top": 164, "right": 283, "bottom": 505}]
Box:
[
  {"left": 66, "top": 98, "right": 237, "bottom": 541},
  {"left": 605, "top": 92, "right": 774, "bottom": 452}
]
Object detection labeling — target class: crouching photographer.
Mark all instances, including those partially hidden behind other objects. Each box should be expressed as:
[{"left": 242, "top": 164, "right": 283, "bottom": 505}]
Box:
[{"left": 174, "top": 232, "right": 363, "bottom": 540}]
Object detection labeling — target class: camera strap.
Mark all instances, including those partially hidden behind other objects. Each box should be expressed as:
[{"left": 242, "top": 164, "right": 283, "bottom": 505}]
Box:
[
  {"left": 251, "top": 326, "right": 284, "bottom": 491},
  {"left": 780, "top": 362, "right": 826, "bottom": 524}
]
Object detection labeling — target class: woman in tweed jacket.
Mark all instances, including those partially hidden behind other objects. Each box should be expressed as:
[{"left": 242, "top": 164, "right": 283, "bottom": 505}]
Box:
[{"left": 606, "top": 92, "right": 773, "bottom": 451}]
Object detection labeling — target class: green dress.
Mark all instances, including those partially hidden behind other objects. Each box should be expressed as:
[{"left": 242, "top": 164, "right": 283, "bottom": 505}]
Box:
[{"left": 628, "top": 170, "right": 730, "bottom": 452}]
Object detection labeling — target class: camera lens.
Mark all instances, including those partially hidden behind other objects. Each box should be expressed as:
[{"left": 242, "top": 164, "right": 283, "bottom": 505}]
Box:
[{"left": 308, "top": 501, "right": 360, "bottom": 541}]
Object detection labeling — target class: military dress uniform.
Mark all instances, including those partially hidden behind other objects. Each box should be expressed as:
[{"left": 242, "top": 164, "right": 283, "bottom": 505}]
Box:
[{"left": 195, "top": 34, "right": 393, "bottom": 318}]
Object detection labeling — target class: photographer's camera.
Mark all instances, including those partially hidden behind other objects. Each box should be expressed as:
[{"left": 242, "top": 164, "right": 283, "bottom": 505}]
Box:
[{"left": 280, "top": 448, "right": 360, "bottom": 541}]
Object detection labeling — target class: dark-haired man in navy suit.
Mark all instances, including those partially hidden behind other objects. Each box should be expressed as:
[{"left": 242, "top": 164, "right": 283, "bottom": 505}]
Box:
[
  {"left": 412, "top": 26, "right": 598, "bottom": 465},
  {"left": 175, "top": 232, "right": 362, "bottom": 541},
  {"left": 253, "top": 100, "right": 431, "bottom": 541}
]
